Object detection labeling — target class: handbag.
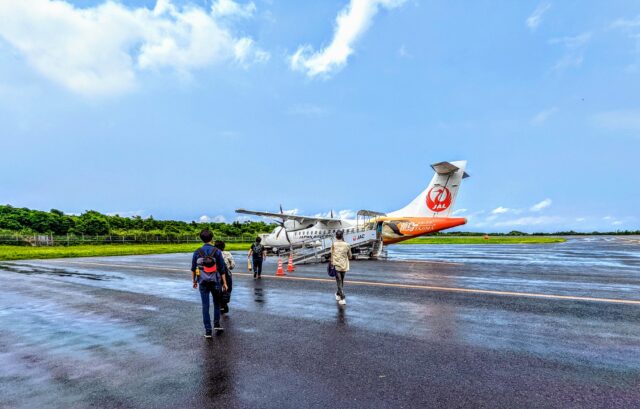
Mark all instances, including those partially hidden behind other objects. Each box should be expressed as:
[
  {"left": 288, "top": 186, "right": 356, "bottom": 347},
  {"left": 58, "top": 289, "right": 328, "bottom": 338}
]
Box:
[
  {"left": 327, "top": 243, "right": 337, "bottom": 277},
  {"left": 327, "top": 263, "right": 337, "bottom": 277}
]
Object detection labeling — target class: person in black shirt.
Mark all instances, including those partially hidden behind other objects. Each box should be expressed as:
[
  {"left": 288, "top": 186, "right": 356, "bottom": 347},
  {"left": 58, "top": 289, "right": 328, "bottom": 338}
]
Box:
[{"left": 248, "top": 237, "right": 266, "bottom": 279}]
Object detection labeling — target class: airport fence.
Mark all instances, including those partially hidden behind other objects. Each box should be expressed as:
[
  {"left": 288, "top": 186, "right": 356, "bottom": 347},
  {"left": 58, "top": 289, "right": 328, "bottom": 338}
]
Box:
[{"left": 0, "top": 234, "right": 254, "bottom": 247}]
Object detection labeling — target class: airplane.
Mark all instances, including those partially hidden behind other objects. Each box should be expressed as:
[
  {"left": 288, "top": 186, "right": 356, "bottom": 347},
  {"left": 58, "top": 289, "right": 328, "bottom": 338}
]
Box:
[{"left": 236, "top": 160, "right": 469, "bottom": 251}]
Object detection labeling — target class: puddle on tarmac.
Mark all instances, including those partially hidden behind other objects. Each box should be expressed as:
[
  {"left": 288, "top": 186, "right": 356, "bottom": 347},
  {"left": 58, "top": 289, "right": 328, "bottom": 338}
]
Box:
[{"left": 0, "top": 263, "right": 120, "bottom": 281}]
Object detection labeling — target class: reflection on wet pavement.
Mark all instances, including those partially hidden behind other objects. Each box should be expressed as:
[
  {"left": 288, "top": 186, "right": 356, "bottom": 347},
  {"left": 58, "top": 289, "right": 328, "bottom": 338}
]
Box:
[{"left": 0, "top": 236, "right": 639, "bottom": 408}]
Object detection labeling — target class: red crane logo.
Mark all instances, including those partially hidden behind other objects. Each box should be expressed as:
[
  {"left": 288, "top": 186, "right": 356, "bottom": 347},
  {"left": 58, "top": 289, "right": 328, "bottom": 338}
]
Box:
[{"left": 426, "top": 186, "right": 452, "bottom": 212}]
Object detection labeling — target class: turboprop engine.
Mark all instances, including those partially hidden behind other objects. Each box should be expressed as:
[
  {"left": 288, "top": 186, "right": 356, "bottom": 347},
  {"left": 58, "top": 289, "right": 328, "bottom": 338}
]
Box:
[{"left": 284, "top": 220, "right": 311, "bottom": 231}]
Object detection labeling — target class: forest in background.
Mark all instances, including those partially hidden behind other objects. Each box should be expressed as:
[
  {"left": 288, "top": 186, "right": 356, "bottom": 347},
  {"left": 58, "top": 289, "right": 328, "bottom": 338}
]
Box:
[
  {"left": 0, "top": 205, "right": 638, "bottom": 239},
  {"left": 0, "top": 205, "right": 274, "bottom": 238}
]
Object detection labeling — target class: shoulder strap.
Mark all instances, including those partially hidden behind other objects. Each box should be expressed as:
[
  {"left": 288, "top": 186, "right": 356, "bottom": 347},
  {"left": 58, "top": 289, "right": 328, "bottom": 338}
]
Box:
[{"left": 198, "top": 248, "right": 205, "bottom": 258}]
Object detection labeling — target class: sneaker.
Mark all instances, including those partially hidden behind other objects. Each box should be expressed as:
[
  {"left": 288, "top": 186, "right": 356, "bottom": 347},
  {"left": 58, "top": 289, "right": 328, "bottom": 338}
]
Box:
[
  {"left": 214, "top": 324, "right": 224, "bottom": 332},
  {"left": 338, "top": 299, "right": 346, "bottom": 305},
  {"left": 204, "top": 331, "right": 212, "bottom": 339},
  {"left": 335, "top": 294, "right": 340, "bottom": 301}
]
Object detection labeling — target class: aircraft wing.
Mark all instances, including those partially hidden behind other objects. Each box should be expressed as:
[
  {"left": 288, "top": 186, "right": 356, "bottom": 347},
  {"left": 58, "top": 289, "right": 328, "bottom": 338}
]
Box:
[{"left": 235, "top": 209, "right": 341, "bottom": 224}]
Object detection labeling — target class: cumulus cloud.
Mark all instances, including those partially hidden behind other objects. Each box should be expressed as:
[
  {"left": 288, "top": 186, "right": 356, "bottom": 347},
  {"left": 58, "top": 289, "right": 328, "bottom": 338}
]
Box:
[
  {"left": 106, "top": 210, "right": 146, "bottom": 217},
  {"left": 491, "top": 206, "right": 511, "bottom": 215},
  {"left": 289, "top": 0, "right": 406, "bottom": 77},
  {"left": 452, "top": 209, "right": 467, "bottom": 215},
  {"left": 526, "top": 2, "right": 551, "bottom": 31},
  {"left": 211, "top": 0, "right": 256, "bottom": 18},
  {"left": 199, "top": 214, "right": 226, "bottom": 223},
  {"left": 530, "top": 198, "right": 552, "bottom": 212},
  {"left": 313, "top": 209, "right": 356, "bottom": 219},
  {"left": 549, "top": 32, "right": 591, "bottom": 72},
  {"left": 0, "top": 0, "right": 268, "bottom": 96}
]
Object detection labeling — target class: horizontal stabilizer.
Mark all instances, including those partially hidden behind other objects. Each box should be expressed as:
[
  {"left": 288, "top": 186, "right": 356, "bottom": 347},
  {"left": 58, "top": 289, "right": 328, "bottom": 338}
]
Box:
[
  {"left": 431, "top": 161, "right": 470, "bottom": 178},
  {"left": 357, "top": 210, "right": 387, "bottom": 217}
]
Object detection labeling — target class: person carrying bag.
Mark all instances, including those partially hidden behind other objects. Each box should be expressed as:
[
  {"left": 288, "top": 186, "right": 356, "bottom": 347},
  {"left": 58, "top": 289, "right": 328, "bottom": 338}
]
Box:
[{"left": 330, "top": 230, "right": 352, "bottom": 306}]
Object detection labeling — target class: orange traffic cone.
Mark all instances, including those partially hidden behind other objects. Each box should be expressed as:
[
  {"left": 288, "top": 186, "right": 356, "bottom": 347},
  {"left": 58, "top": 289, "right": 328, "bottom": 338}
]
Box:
[
  {"left": 287, "top": 253, "right": 295, "bottom": 273},
  {"left": 276, "top": 257, "right": 285, "bottom": 276}
]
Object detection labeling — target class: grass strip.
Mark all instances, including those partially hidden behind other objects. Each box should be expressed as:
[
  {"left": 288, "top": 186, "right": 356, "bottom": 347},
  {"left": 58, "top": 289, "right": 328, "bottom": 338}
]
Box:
[
  {"left": 400, "top": 236, "right": 566, "bottom": 245},
  {"left": 0, "top": 243, "right": 251, "bottom": 261}
]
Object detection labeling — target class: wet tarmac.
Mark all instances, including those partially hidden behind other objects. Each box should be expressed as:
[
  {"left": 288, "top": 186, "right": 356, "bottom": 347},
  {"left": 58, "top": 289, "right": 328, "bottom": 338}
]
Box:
[{"left": 1, "top": 236, "right": 639, "bottom": 408}]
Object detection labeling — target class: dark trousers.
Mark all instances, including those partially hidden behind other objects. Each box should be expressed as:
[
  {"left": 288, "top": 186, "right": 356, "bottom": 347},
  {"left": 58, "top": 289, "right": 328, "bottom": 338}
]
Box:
[
  {"left": 253, "top": 258, "right": 263, "bottom": 277},
  {"left": 335, "top": 271, "right": 346, "bottom": 300},
  {"left": 199, "top": 283, "right": 221, "bottom": 331}
]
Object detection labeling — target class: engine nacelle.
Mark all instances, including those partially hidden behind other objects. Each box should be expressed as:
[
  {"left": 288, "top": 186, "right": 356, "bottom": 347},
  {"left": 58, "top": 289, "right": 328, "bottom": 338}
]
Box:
[{"left": 284, "top": 220, "right": 308, "bottom": 231}]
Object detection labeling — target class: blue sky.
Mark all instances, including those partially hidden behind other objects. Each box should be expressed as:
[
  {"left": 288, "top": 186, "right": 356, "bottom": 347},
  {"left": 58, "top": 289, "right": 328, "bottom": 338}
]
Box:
[{"left": 0, "top": 0, "right": 639, "bottom": 232}]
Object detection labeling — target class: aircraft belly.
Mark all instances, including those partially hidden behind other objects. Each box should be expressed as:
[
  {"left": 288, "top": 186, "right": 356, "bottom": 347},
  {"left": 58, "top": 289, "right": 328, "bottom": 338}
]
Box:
[{"left": 380, "top": 217, "right": 466, "bottom": 244}]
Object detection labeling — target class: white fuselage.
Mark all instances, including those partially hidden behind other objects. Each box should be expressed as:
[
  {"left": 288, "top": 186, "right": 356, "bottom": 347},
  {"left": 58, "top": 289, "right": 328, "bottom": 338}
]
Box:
[{"left": 261, "top": 219, "right": 358, "bottom": 248}]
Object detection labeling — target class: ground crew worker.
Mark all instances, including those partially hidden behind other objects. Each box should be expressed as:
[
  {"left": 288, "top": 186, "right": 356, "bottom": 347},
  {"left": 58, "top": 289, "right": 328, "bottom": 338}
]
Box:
[
  {"left": 248, "top": 237, "right": 266, "bottom": 279},
  {"left": 215, "top": 240, "right": 234, "bottom": 314},
  {"left": 191, "top": 229, "right": 228, "bottom": 338},
  {"left": 331, "top": 230, "right": 352, "bottom": 305}
]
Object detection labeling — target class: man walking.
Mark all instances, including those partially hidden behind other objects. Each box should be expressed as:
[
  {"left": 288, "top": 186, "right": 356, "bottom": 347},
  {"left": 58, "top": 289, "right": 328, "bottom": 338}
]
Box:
[
  {"left": 192, "top": 229, "right": 228, "bottom": 338},
  {"left": 215, "top": 240, "right": 234, "bottom": 314},
  {"left": 248, "top": 237, "right": 266, "bottom": 279},
  {"left": 331, "top": 230, "right": 352, "bottom": 306}
]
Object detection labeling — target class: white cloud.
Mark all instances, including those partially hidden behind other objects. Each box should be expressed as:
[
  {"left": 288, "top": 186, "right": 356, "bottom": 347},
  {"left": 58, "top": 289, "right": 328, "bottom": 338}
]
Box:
[
  {"left": 234, "top": 215, "right": 254, "bottom": 222},
  {"left": 289, "top": 0, "right": 406, "bottom": 77},
  {"left": 526, "top": 2, "right": 551, "bottom": 31},
  {"left": 531, "top": 107, "right": 558, "bottom": 125},
  {"left": 452, "top": 208, "right": 467, "bottom": 215},
  {"left": 491, "top": 206, "right": 511, "bottom": 215},
  {"left": 549, "top": 32, "right": 591, "bottom": 72},
  {"left": 592, "top": 109, "right": 640, "bottom": 133},
  {"left": 313, "top": 209, "right": 356, "bottom": 219},
  {"left": 576, "top": 217, "right": 586, "bottom": 222},
  {"left": 530, "top": 198, "right": 552, "bottom": 212},
  {"left": 0, "top": 0, "right": 268, "bottom": 96},
  {"left": 199, "top": 214, "right": 226, "bottom": 222},
  {"left": 106, "top": 210, "right": 146, "bottom": 217},
  {"left": 612, "top": 220, "right": 624, "bottom": 226},
  {"left": 211, "top": 0, "right": 256, "bottom": 19}
]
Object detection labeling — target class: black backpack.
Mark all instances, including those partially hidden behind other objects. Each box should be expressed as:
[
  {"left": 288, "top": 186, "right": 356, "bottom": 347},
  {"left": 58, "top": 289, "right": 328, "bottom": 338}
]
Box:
[{"left": 252, "top": 244, "right": 264, "bottom": 258}]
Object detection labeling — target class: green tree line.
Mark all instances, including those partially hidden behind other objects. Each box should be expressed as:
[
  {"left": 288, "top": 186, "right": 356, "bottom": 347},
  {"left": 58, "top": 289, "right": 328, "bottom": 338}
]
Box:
[{"left": 0, "top": 205, "right": 275, "bottom": 238}]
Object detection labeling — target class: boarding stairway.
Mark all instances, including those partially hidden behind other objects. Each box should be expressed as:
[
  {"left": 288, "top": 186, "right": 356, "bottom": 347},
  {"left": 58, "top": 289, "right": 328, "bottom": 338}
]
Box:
[{"left": 277, "top": 228, "right": 384, "bottom": 265}]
